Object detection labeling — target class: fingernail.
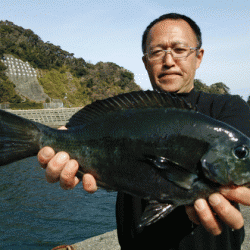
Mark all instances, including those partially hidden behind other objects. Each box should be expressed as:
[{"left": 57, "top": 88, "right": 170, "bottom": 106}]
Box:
[
  {"left": 220, "top": 187, "right": 231, "bottom": 195},
  {"left": 194, "top": 199, "right": 206, "bottom": 211},
  {"left": 56, "top": 152, "right": 69, "bottom": 162},
  {"left": 41, "top": 147, "right": 54, "bottom": 159},
  {"left": 209, "top": 194, "right": 221, "bottom": 206}
]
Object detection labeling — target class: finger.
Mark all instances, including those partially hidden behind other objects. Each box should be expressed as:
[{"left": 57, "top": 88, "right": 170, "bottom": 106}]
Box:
[
  {"left": 37, "top": 146, "right": 55, "bottom": 167},
  {"left": 82, "top": 174, "right": 98, "bottom": 193},
  {"left": 46, "top": 152, "right": 70, "bottom": 183},
  {"left": 220, "top": 186, "right": 250, "bottom": 206},
  {"left": 185, "top": 206, "right": 200, "bottom": 225},
  {"left": 58, "top": 126, "right": 67, "bottom": 130},
  {"left": 194, "top": 198, "right": 222, "bottom": 235},
  {"left": 209, "top": 193, "right": 244, "bottom": 230},
  {"left": 60, "top": 159, "right": 80, "bottom": 190}
]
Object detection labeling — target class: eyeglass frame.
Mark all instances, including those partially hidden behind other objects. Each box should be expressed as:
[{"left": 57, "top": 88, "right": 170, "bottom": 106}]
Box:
[{"left": 144, "top": 45, "right": 200, "bottom": 61}]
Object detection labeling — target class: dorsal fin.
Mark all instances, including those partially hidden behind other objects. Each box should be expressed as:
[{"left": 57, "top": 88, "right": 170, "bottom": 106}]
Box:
[{"left": 66, "top": 90, "right": 194, "bottom": 127}]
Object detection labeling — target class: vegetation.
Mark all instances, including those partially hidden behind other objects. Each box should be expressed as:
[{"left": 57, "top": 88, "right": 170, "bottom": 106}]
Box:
[
  {"left": 0, "top": 61, "right": 22, "bottom": 103},
  {"left": 194, "top": 79, "right": 230, "bottom": 94},
  {"left": 0, "top": 21, "right": 75, "bottom": 70},
  {"left": 38, "top": 62, "right": 140, "bottom": 107},
  {"left": 0, "top": 20, "right": 140, "bottom": 108},
  {"left": 9, "top": 100, "right": 43, "bottom": 110}
]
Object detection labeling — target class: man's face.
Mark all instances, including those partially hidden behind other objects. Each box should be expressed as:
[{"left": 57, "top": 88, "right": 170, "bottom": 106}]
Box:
[{"left": 143, "top": 19, "right": 204, "bottom": 93}]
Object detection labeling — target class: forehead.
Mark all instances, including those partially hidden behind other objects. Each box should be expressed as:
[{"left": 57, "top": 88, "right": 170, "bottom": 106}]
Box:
[{"left": 146, "top": 19, "right": 197, "bottom": 48}]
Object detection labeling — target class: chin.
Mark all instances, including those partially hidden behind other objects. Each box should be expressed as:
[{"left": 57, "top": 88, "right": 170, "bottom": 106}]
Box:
[
  {"left": 157, "top": 85, "right": 180, "bottom": 93},
  {"left": 154, "top": 80, "right": 181, "bottom": 93}
]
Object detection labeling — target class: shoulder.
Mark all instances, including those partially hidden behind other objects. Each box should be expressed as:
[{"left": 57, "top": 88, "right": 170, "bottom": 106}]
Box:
[
  {"left": 195, "top": 90, "right": 250, "bottom": 136},
  {"left": 195, "top": 91, "right": 248, "bottom": 116},
  {"left": 197, "top": 91, "right": 244, "bottom": 106}
]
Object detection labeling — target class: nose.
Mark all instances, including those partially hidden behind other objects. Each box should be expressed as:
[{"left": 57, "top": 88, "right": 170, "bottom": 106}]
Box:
[{"left": 162, "top": 50, "right": 175, "bottom": 68}]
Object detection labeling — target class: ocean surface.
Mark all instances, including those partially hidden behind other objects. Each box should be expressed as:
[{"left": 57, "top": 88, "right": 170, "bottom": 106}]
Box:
[{"left": 0, "top": 157, "right": 117, "bottom": 250}]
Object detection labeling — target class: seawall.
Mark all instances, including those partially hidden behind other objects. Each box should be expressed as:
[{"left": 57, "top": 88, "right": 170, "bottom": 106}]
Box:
[{"left": 8, "top": 107, "right": 81, "bottom": 127}]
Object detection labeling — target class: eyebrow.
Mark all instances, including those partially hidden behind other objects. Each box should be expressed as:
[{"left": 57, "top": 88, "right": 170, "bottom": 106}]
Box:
[{"left": 149, "top": 41, "right": 189, "bottom": 49}]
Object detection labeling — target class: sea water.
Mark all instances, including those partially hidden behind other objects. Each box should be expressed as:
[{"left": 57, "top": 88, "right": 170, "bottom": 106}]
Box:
[{"left": 0, "top": 157, "right": 117, "bottom": 249}]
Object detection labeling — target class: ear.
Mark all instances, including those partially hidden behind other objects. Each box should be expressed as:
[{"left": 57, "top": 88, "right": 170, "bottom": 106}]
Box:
[
  {"left": 142, "top": 55, "right": 149, "bottom": 71},
  {"left": 196, "top": 48, "right": 204, "bottom": 70}
]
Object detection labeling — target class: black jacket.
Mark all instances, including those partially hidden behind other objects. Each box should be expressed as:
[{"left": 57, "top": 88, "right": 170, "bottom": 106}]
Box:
[{"left": 116, "top": 89, "right": 250, "bottom": 250}]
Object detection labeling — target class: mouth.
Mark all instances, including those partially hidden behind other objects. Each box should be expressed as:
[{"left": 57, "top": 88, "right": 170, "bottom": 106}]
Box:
[
  {"left": 159, "top": 72, "right": 181, "bottom": 79},
  {"left": 201, "top": 159, "right": 231, "bottom": 185},
  {"left": 201, "top": 159, "right": 216, "bottom": 182}
]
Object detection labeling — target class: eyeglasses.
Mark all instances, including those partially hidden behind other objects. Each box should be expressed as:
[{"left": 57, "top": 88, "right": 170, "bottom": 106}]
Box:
[{"left": 144, "top": 45, "right": 199, "bottom": 61}]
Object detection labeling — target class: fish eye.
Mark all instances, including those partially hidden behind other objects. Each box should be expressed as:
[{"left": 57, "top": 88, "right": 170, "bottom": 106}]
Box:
[{"left": 233, "top": 145, "right": 249, "bottom": 159}]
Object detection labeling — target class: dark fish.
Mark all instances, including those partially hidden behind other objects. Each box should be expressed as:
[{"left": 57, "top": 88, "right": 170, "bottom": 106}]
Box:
[{"left": 1, "top": 90, "right": 250, "bottom": 227}]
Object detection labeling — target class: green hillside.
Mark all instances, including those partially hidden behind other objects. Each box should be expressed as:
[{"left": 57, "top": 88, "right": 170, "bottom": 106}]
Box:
[{"left": 0, "top": 20, "right": 141, "bottom": 108}]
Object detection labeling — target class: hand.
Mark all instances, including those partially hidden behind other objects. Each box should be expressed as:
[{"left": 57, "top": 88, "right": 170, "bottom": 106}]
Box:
[
  {"left": 37, "top": 127, "right": 97, "bottom": 193},
  {"left": 185, "top": 186, "right": 250, "bottom": 235}
]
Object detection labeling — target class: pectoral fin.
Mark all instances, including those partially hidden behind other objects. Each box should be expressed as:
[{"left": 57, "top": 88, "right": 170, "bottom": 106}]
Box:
[
  {"left": 148, "top": 156, "right": 198, "bottom": 190},
  {"left": 139, "top": 201, "right": 174, "bottom": 228}
]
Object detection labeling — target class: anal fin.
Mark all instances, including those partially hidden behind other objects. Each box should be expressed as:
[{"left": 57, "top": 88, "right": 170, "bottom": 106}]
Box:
[{"left": 138, "top": 201, "right": 174, "bottom": 228}]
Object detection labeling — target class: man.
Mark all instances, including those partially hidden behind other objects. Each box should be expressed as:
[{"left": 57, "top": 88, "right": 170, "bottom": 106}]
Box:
[{"left": 38, "top": 13, "right": 250, "bottom": 249}]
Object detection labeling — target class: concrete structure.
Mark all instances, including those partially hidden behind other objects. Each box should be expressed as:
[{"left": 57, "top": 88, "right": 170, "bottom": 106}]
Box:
[
  {"left": 1, "top": 54, "right": 49, "bottom": 102},
  {"left": 72, "top": 230, "right": 120, "bottom": 250},
  {"left": 8, "top": 107, "right": 81, "bottom": 127}
]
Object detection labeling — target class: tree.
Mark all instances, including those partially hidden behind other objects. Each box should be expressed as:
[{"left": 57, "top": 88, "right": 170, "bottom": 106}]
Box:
[
  {"left": 210, "top": 82, "right": 230, "bottom": 94},
  {"left": 194, "top": 79, "right": 230, "bottom": 94},
  {"left": 194, "top": 79, "right": 209, "bottom": 92}
]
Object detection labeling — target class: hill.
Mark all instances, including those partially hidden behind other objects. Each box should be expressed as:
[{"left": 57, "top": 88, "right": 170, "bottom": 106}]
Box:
[{"left": 0, "top": 20, "right": 141, "bottom": 109}]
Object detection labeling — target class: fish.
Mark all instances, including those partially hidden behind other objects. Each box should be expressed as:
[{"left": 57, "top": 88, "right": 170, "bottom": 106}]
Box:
[{"left": 1, "top": 90, "right": 250, "bottom": 228}]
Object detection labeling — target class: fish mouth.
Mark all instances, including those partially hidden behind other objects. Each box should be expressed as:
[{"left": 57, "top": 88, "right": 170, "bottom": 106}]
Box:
[
  {"left": 201, "top": 159, "right": 229, "bottom": 185},
  {"left": 202, "top": 159, "right": 250, "bottom": 187},
  {"left": 201, "top": 159, "right": 217, "bottom": 182}
]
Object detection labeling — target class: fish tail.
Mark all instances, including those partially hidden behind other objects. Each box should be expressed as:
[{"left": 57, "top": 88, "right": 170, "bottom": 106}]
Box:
[{"left": 0, "top": 109, "right": 44, "bottom": 166}]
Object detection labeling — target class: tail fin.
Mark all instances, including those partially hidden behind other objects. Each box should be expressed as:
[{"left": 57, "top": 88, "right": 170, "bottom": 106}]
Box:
[{"left": 0, "top": 109, "right": 42, "bottom": 166}]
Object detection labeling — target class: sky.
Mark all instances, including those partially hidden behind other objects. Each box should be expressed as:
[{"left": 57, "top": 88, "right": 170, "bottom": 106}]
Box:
[{"left": 1, "top": 0, "right": 250, "bottom": 99}]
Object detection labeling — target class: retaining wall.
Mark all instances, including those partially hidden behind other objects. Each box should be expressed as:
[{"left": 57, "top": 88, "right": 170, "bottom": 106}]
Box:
[{"left": 8, "top": 107, "right": 81, "bottom": 127}]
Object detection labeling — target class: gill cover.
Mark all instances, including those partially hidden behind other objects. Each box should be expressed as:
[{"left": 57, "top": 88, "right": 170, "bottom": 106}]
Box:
[{"left": 201, "top": 144, "right": 250, "bottom": 186}]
